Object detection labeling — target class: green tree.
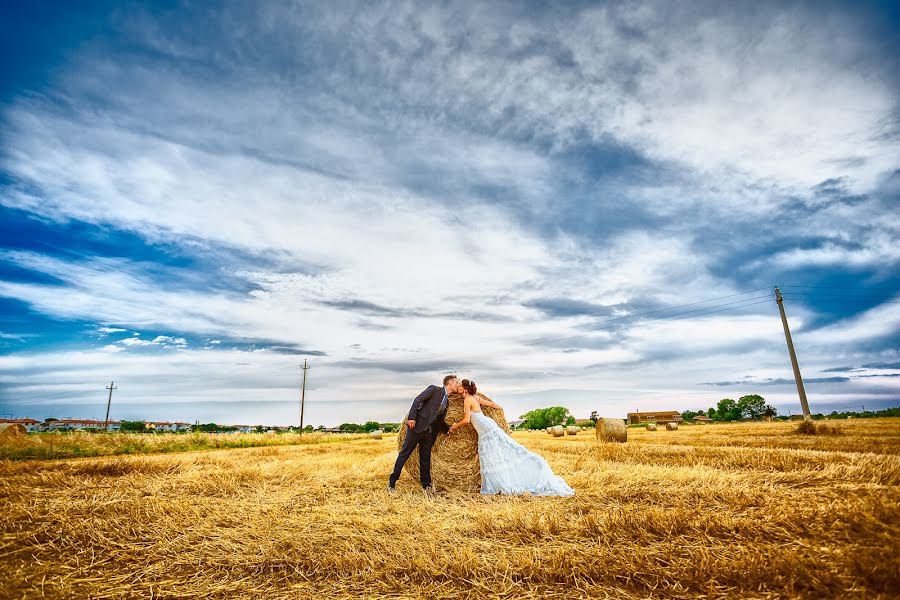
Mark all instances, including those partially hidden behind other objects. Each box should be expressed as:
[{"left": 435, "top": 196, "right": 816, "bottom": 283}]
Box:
[
  {"left": 120, "top": 420, "right": 147, "bottom": 432},
  {"left": 363, "top": 421, "right": 381, "bottom": 432},
  {"left": 737, "top": 394, "right": 767, "bottom": 419},
  {"left": 589, "top": 410, "right": 599, "bottom": 421},
  {"left": 565, "top": 415, "right": 576, "bottom": 426},
  {"left": 707, "top": 407, "right": 717, "bottom": 420},
  {"left": 303, "top": 424, "right": 314, "bottom": 432},
  {"left": 763, "top": 405, "right": 777, "bottom": 419},
  {"left": 682, "top": 410, "right": 699, "bottom": 421},
  {"left": 519, "top": 406, "right": 572, "bottom": 429},
  {"left": 715, "top": 398, "right": 741, "bottom": 421}
]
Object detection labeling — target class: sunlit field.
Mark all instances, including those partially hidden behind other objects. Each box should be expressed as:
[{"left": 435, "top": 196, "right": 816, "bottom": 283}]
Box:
[{"left": 2, "top": 419, "right": 898, "bottom": 599}]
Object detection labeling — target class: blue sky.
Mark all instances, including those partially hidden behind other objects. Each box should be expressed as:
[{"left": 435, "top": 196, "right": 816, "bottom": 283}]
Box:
[{"left": 1, "top": 0, "right": 898, "bottom": 426}]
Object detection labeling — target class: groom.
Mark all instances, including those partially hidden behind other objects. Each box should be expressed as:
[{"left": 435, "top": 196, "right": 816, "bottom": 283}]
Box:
[{"left": 388, "top": 374, "right": 461, "bottom": 493}]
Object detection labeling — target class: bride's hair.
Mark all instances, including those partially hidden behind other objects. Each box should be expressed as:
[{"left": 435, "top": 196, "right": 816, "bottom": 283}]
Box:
[{"left": 460, "top": 379, "right": 477, "bottom": 396}]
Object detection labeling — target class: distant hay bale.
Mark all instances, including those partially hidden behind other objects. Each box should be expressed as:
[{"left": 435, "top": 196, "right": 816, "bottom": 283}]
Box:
[
  {"left": 645, "top": 423, "right": 657, "bottom": 431},
  {"left": 0, "top": 423, "right": 27, "bottom": 437},
  {"left": 546, "top": 427, "right": 552, "bottom": 434},
  {"left": 595, "top": 418, "right": 627, "bottom": 443},
  {"left": 369, "top": 430, "right": 383, "bottom": 440},
  {"left": 666, "top": 422, "right": 678, "bottom": 431},
  {"left": 551, "top": 425, "right": 566, "bottom": 437},
  {"left": 566, "top": 426, "right": 579, "bottom": 435},
  {"left": 396, "top": 391, "right": 510, "bottom": 493}
]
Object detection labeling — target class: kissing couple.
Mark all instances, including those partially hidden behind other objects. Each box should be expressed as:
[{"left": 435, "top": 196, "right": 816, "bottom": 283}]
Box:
[{"left": 388, "top": 375, "right": 574, "bottom": 496}]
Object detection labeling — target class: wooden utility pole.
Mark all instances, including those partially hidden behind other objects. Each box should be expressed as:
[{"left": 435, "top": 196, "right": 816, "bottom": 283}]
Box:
[
  {"left": 299, "top": 360, "right": 310, "bottom": 433},
  {"left": 774, "top": 287, "right": 811, "bottom": 421},
  {"left": 104, "top": 381, "right": 117, "bottom": 431}
]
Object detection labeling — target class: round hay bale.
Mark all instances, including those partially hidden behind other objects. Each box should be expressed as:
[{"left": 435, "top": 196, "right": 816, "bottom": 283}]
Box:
[
  {"left": 566, "top": 425, "right": 579, "bottom": 435},
  {"left": 396, "top": 391, "right": 509, "bottom": 492},
  {"left": 595, "top": 418, "right": 627, "bottom": 443},
  {"left": 369, "top": 430, "right": 383, "bottom": 440},
  {"left": 550, "top": 425, "right": 565, "bottom": 437},
  {"left": 645, "top": 423, "right": 657, "bottom": 431},
  {"left": 666, "top": 422, "right": 679, "bottom": 431},
  {"left": 0, "top": 423, "right": 27, "bottom": 437}
]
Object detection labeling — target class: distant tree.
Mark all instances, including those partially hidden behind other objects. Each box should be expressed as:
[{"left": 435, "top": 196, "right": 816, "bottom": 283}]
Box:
[
  {"left": 45, "top": 417, "right": 59, "bottom": 422},
  {"left": 565, "top": 415, "right": 576, "bottom": 426},
  {"left": 681, "top": 410, "right": 699, "bottom": 421},
  {"left": 120, "top": 420, "right": 147, "bottom": 432},
  {"left": 382, "top": 423, "right": 400, "bottom": 433},
  {"left": 707, "top": 408, "right": 717, "bottom": 420},
  {"left": 696, "top": 410, "right": 706, "bottom": 416},
  {"left": 255, "top": 425, "right": 265, "bottom": 433},
  {"left": 194, "top": 423, "right": 219, "bottom": 433},
  {"left": 520, "top": 407, "right": 572, "bottom": 430},
  {"left": 763, "top": 405, "right": 778, "bottom": 419},
  {"left": 362, "top": 421, "right": 381, "bottom": 432},
  {"left": 589, "top": 410, "right": 599, "bottom": 421},
  {"left": 303, "top": 425, "right": 314, "bottom": 432},
  {"left": 339, "top": 423, "right": 363, "bottom": 433},
  {"left": 738, "top": 394, "right": 767, "bottom": 420},
  {"left": 715, "top": 398, "right": 741, "bottom": 421}
]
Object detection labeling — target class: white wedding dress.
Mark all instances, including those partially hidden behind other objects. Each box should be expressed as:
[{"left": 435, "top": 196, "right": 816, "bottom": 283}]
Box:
[{"left": 470, "top": 411, "right": 575, "bottom": 496}]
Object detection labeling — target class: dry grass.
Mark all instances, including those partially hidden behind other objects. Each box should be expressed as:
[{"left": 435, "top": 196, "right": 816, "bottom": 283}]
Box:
[
  {"left": 1, "top": 419, "right": 898, "bottom": 599},
  {"left": 0, "top": 430, "right": 366, "bottom": 461}
]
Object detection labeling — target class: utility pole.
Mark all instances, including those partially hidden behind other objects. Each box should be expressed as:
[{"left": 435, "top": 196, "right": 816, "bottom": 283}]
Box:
[
  {"left": 104, "top": 381, "right": 117, "bottom": 431},
  {"left": 299, "top": 360, "right": 310, "bottom": 433},
  {"left": 774, "top": 287, "right": 811, "bottom": 421}
]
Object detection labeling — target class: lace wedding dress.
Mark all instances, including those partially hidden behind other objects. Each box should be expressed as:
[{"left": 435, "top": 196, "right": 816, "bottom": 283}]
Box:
[{"left": 470, "top": 411, "right": 575, "bottom": 496}]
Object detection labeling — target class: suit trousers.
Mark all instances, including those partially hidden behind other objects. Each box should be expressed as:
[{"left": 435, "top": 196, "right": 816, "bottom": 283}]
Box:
[{"left": 389, "top": 427, "right": 438, "bottom": 488}]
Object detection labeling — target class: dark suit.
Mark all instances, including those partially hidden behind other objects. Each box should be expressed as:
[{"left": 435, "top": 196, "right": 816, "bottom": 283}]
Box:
[{"left": 389, "top": 384, "right": 450, "bottom": 488}]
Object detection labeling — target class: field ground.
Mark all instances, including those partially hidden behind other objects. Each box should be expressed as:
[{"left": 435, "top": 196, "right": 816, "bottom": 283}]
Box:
[{"left": 1, "top": 419, "right": 899, "bottom": 599}]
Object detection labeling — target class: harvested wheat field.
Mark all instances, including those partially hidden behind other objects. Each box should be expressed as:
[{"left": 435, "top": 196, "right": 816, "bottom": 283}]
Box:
[{"left": 2, "top": 419, "right": 899, "bottom": 599}]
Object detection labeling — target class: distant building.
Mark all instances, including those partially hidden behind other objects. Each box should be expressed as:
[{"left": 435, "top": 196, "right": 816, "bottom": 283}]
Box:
[
  {"left": 44, "top": 419, "right": 120, "bottom": 431},
  {"left": 627, "top": 411, "right": 683, "bottom": 425},
  {"left": 508, "top": 419, "right": 526, "bottom": 429},
  {"left": 146, "top": 421, "right": 191, "bottom": 432},
  {"left": 692, "top": 415, "right": 713, "bottom": 423},
  {"left": 0, "top": 418, "right": 42, "bottom": 433}
]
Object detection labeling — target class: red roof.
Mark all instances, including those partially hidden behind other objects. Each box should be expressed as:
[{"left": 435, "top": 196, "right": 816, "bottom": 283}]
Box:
[
  {"left": 0, "top": 418, "right": 41, "bottom": 425},
  {"left": 48, "top": 419, "right": 120, "bottom": 425}
]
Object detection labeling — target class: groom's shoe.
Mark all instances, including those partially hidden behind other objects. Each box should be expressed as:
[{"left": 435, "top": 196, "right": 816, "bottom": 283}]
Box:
[
  {"left": 422, "top": 484, "right": 435, "bottom": 494},
  {"left": 387, "top": 485, "right": 397, "bottom": 496}
]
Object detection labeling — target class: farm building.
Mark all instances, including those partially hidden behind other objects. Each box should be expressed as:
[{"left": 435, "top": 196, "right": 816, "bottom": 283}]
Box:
[
  {"left": 0, "top": 418, "right": 43, "bottom": 432},
  {"left": 692, "top": 415, "right": 713, "bottom": 423},
  {"left": 627, "top": 411, "right": 683, "bottom": 425}
]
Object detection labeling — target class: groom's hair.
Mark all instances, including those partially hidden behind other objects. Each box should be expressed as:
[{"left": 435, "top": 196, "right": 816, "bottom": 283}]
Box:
[{"left": 442, "top": 374, "right": 458, "bottom": 386}]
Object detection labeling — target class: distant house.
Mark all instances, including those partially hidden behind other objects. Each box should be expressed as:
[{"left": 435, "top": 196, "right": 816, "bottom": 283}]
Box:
[
  {"left": 146, "top": 421, "right": 191, "bottom": 432},
  {"left": 0, "top": 418, "right": 42, "bottom": 433},
  {"left": 323, "top": 427, "right": 344, "bottom": 433},
  {"left": 508, "top": 419, "right": 526, "bottom": 429},
  {"left": 44, "top": 419, "right": 120, "bottom": 431},
  {"left": 627, "top": 411, "right": 683, "bottom": 425},
  {"left": 234, "top": 425, "right": 256, "bottom": 433},
  {"left": 692, "top": 415, "right": 713, "bottom": 423}
]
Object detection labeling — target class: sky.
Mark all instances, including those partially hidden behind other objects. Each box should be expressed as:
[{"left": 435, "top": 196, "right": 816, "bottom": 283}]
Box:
[{"left": 1, "top": 0, "right": 898, "bottom": 427}]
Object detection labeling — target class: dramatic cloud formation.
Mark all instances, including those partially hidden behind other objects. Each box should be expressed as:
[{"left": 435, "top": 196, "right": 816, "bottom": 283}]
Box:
[{"left": 1, "top": 1, "right": 898, "bottom": 425}]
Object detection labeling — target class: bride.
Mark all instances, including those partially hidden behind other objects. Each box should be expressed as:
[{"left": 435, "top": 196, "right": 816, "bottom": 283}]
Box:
[{"left": 448, "top": 379, "right": 575, "bottom": 497}]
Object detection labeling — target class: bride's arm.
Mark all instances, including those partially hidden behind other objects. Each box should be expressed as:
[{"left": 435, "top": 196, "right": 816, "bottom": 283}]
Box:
[
  {"left": 449, "top": 397, "right": 472, "bottom": 434},
  {"left": 476, "top": 396, "right": 501, "bottom": 409}
]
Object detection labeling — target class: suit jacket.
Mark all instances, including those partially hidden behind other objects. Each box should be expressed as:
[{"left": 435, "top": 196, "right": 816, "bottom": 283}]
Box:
[{"left": 407, "top": 384, "right": 450, "bottom": 434}]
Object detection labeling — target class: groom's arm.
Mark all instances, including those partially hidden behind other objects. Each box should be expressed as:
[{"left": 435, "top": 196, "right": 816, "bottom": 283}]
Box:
[{"left": 407, "top": 385, "right": 436, "bottom": 422}]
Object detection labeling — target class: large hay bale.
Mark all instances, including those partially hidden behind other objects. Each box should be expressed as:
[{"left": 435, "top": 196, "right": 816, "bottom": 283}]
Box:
[
  {"left": 566, "top": 426, "right": 579, "bottom": 435},
  {"left": 645, "top": 423, "right": 657, "bottom": 431},
  {"left": 666, "top": 422, "right": 679, "bottom": 431},
  {"left": 550, "top": 425, "right": 565, "bottom": 437},
  {"left": 0, "top": 423, "right": 27, "bottom": 437},
  {"left": 595, "top": 418, "right": 627, "bottom": 443},
  {"left": 369, "top": 430, "right": 383, "bottom": 440},
  {"left": 396, "top": 391, "right": 509, "bottom": 492}
]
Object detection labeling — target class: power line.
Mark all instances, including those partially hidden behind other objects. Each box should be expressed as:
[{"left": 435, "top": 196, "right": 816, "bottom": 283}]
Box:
[{"left": 526, "top": 295, "right": 775, "bottom": 346}]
